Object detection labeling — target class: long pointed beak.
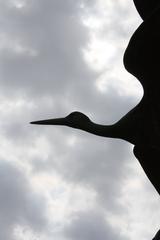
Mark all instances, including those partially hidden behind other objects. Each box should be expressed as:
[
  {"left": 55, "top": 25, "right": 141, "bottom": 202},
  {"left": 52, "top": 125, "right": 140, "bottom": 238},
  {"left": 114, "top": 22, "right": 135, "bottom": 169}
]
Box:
[{"left": 30, "top": 117, "right": 66, "bottom": 125}]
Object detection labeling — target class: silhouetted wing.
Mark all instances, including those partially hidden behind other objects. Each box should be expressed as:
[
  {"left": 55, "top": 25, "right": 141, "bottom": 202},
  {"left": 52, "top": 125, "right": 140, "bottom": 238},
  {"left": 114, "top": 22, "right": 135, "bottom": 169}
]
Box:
[
  {"left": 133, "top": 0, "right": 159, "bottom": 20},
  {"left": 133, "top": 145, "right": 160, "bottom": 195},
  {"left": 124, "top": 4, "right": 160, "bottom": 94}
]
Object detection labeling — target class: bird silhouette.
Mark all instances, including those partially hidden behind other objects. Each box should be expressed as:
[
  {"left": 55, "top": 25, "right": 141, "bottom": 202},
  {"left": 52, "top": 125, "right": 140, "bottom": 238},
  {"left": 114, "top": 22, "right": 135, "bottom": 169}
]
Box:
[{"left": 31, "top": 0, "right": 160, "bottom": 204}]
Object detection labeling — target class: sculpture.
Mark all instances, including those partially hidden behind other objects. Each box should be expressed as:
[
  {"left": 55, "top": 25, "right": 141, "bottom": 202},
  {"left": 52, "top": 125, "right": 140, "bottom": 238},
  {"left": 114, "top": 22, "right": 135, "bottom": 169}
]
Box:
[{"left": 31, "top": 0, "right": 160, "bottom": 238}]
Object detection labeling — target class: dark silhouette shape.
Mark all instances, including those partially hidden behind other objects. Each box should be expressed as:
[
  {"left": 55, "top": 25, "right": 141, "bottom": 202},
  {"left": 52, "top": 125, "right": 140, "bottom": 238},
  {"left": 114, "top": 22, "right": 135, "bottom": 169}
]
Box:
[
  {"left": 31, "top": 1, "right": 160, "bottom": 237},
  {"left": 153, "top": 230, "right": 160, "bottom": 240},
  {"left": 133, "top": 0, "right": 160, "bottom": 20}
]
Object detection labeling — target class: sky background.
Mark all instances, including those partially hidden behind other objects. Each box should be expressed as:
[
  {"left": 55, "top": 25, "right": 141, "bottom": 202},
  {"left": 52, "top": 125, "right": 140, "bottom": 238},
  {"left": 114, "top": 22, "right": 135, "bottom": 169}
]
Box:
[{"left": 0, "top": 0, "right": 160, "bottom": 240}]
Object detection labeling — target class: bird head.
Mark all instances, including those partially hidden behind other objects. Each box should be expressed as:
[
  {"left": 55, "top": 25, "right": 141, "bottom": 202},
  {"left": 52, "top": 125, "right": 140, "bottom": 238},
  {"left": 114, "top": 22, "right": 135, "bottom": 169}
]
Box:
[
  {"left": 66, "top": 111, "right": 91, "bottom": 129},
  {"left": 30, "top": 111, "right": 91, "bottom": 130}
]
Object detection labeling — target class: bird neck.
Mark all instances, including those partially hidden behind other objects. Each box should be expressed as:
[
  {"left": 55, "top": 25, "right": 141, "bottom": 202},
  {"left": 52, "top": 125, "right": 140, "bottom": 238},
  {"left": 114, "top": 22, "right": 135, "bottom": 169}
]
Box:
[{"left": 83, "top": 121, "right": 123, "bottom": 140}]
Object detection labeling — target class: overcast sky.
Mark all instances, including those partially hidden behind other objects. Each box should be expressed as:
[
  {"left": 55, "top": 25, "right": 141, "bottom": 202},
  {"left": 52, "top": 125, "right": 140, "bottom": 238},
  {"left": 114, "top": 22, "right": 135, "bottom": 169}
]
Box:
[{"left": 0, "top": 0, "right": 160, "bottom": 240}]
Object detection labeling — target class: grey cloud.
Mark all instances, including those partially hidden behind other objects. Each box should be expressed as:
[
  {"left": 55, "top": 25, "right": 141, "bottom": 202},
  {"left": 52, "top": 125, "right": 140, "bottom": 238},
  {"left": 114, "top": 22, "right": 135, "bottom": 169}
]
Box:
[
  {"left": 28, "top": 126, "right": 133, "bottom": 214},
  {"left": 64, "top": 209, "right": 128, "bottom": 240},
  {"left": 0, "top": 0, "right": 96, "bottom": 97},
  {"left": 0, "top": 160, "right": 47, "bottom": 240},
  {"left": 50, "top": 136, "right": 132, "bottom": 212}
]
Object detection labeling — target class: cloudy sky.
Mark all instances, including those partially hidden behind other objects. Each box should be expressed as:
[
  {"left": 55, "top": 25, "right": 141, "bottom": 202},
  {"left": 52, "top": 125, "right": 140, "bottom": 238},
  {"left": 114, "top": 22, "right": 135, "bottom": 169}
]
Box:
[{"left": 0, "top": 0, "right": 160, "bottom": 239}]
